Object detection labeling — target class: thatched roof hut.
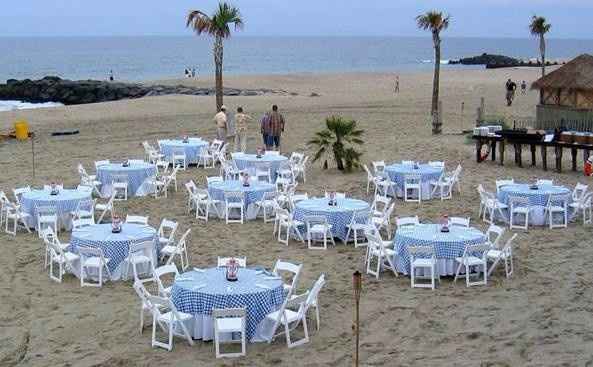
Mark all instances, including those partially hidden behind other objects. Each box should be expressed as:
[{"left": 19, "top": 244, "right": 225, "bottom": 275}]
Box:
[{"left": 531, "top": 54, "right": 593, "bottom": 123}]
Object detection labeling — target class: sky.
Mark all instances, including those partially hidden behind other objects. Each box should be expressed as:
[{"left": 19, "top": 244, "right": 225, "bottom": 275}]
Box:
[{"left": 0, "top": 0, "right": 591, "bottom": 39}]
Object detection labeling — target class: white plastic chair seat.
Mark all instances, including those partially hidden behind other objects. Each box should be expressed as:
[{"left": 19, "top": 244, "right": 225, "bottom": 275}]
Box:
[
  {"left": 57, "top": 242, "right": 70, "bottom": 251},
  {"left": 227, "top": 202, "right": 244, "bottom": 209},
  {"left": 348, "top": 223, "right": 370, "bottom": 230},
  {"left": 215, "top": 317, "right": 244, "bottom": 333},
  {"left": 411, "top": 258, "right": 435, "bottom": 267},
  {"left": 454, "top": 256, "right": 483, "bottom": 266},
  {"left": 486, "top": 249, "right": 509, "bottom": 260},
  {"left": 265, "top": 309, "right": 300, "bottom": 325},
  {"left": 82, "top": 256, "right": 110, "bottom": 267},
  {"left": 310, "top": 224, "right": 331, "bottom": 232},
  {"left": 53, "top": 252, "right": 80, "bottom": 264},
  {"left": 159, "top": 237, "right": 170, "bottom": 245},
  {"left": 292, "top": 219, "right": 305, "bottom": 227},
  {"left": 94, "top": 203, "right": 109, "bottom": 211},
  {"left": 158, "top": 310, "right": 193, "bottom": 323},
  {"left": 486, "top": 199, "right": 508, "bottom": 209},
  {"left": 129, "top": 254, "right": 152, "bottom": 264},
  {"left": 7, "top": 212, "right": 31, "bottom": 219},
  {"left": 512, "top": 207, "right": 530, "bottom": 214},
  {"left": 547, "top": 205, "right": 566, "bottom": 212},
  {"left": 160, "top": 245, "right": 181, "bottom": 256}
]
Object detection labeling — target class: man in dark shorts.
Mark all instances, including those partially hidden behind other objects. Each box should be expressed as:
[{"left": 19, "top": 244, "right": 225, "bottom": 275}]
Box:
[
  {"left": 505, "top": 79, "right": 517, "bottom": 106},
  {"left": 263, "top": 105, "right": 285, "bottom": 151}
]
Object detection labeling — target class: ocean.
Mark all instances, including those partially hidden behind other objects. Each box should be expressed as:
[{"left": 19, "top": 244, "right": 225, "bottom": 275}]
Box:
[{"left": 1, "top": 36, "right": 593, "bottom": 83}]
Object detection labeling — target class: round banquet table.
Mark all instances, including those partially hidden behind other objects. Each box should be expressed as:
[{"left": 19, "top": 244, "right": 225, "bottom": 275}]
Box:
[
  {"left": 384, "top": 163, "right": 444, "bottom": 200},
  {"left": 293, "top": 197, "right": 371, "bottom": 242},
  {"left": 96, "top": 161, "right": 156, "bottom": 198},
  {"left": 394, "top": 223, "right": 486, "bottom": 276},
  {"left": 497, "top": 183, "right": 572, "bottom": 226},
  {"left": 20, "top": 189, "right": 92, "bottom": 231},
  {"left": 208, "top": 180, "right": 276, "bottom": 220},
  {"left": 69, "top": 223, "right": 157, "bottom": 280},
  {"left": 159, "top": 138, "right": 208, "bottom": 165},
  {"left": 170, "top": 268, "right": 285, "bottom": 342},
  {"left": 232, "top": 153, "right": 288, "bottom": 182}
]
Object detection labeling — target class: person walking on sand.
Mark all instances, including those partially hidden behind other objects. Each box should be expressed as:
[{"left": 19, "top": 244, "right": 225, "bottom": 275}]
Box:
[
  {"left": 521, "top": 80, "right": 527, "bottom": 95},
  {"left": 213, "top": 105, "right": 228, "bottom": 142},
  {"left": 394, "top": 75, "right": 400, "bottom": 94},
  {"left": 264, "top": 105, "right": 285, "bottom": 151},
  {"left": 505, "top": 78, "right": 517, "bottom": 106},
  {"left": 234, "top": 106, "right": 252, "bottom": 152},
  {"left": 260, "top": 112, "right": 271, "bottom": 148}
]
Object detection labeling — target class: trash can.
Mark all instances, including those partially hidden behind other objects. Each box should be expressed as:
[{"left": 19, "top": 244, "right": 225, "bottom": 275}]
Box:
[{"left": 14, "top": 120, "right": 29, "bottom": 141}]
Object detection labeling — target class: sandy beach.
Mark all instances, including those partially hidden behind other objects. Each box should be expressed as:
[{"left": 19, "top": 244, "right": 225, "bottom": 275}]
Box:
[{"left": 1, "top": 67, "right": 593, "bottom": 367}]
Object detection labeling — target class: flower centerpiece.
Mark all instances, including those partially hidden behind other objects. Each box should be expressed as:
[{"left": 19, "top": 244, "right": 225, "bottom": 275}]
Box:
[
  {"left": 122, "top": 159, "right": 130, "bottom": 167},
  {"left": 328, "top": 191, "right": 337, "bottom": 206},
  {"left": 256, "top": 147, "right": 264, "bottom": 158},
  {"left": 241, "top": 172, "right": 250, "bottom": 187},
  {"left": 440, "top": 214, "right": 450, "bottom": 233},
  {"left": 182, "top": 135, "right": 189, "bottom": 143},
  {"left": 111, "top": 215, "right": 122, "bottom": 233},
  {"left": 530, "top": 177, "right": 539, "bottom": 190},
  {"left": 50, "top": 182, "right": 59, "bottom": 195},
  {"left": 413, "top": 161, "right": 419, "bottom": 170},
  {"left": 225, "top": 258, "right": 239, "bottom": 281}
]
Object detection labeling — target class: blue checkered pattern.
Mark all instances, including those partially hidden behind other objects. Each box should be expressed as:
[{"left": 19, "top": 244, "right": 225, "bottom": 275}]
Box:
[
  {"left": 497, "top": 184, "right": 571, "bottom": 207},
  {"left": 208, "top": 180, "right": 275, "bottom": 210},
  {"left": 171, "top": 268, "right": 285, "bottom": 341},
  {"left": 20, "top": 189, "right": 92, "bottom": 228},
  {"left": 394, "top": 224, "right": 486, "bottom": 274},
  {"left": 69, "top": 223, "right": 157, "bottom": 274},
  {"left": 232, "top": 153, "right": 288, "bottom": 181},
  {"left": 96, "top": 162, "right": 156, "bottom": 197},
  {"left": 384, "top": 163, "right": 443, "bottom": 191},
  {"left": 293, "top": 198, "right": 371, "bottom": 241},
  {"left": 159, "top": 139, "right": 208, "bottom": 164}
]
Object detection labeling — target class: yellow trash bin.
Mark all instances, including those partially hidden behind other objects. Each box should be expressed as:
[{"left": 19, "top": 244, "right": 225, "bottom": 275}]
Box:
[{"left": 14, "top": 120, "right": 29, "bottom": 140}]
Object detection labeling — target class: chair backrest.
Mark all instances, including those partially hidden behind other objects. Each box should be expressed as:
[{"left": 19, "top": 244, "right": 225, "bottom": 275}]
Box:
[
  {"left": 126, "top": 215, "right": 149, "bottom": 225},
  {"left": 78, "top": 246, "right": 107, "bottom": 263},
  {"left": 158, "top": 219, "right": 178, "bottom": 240},
  {"left": 176, "top": 228, "right": 191, "bottom": 252},
  {"left": 486, "top": 224, "right": 505, "bottom": 248},
  {"left": 509, "top": 196, "right": 529, "bottom": 207},
  {"left": 129, "top": 240, "right": 154, "bottom": 259},
  {"left": 74, "top": 198, "right": 95, "bottom": 217},
  {"left": 371, "top": 161, "right": 385, "bottom": 173},
  {"left": 305, "top": 215, "right": 328, "bottom": 227},
  {"left": 371, "top": 195, "right": 391, "bottom": 214},
  {"left": 13, "top": 186, "right": 31, "bottom": 203},
  {"left": 408, "top": 245, "right": 435, "bottom": 259},
  {"left": 207, "top": 176, "right": 224, "bottom": 185},
  {"left": 273, "top": 260, "right": 302, "bottom": 278},
  {"left": 500, "top": 233, "right": 518, "bottom": 256},
  {"left": 185, "top": 180, "right": 198, "bottom": 195},
  {"left": 396, "top": 216, "right": 419, "bottom": 228},
  {"left": 546, "top": 193, "right": 568, "bottom": 209},
  {"left": 573, "top": 183, "right": 589, "bottom": 202},
  {"left": 449, "top": 217, "right": 470, "bottom": 227},
  {"left": 462, "top": 243, "right": 490, "bottom": 260},
  {"left": 403, "top": 173, "right": 421, "bottom": 184},
  {"left": 95, "top": 160, "right": 110, "bottom": 169},
  {"left": 111, "top": 173, "right": 128, "bottom": 184},
  {"left": 76, "top": 185, "right": 93, "bottom": 193},
  {"left": 172, "top": 148, "right": 186, "bottom": 158},
  {"left": 536, "top": 179, "right": 553, "bottom": 186},
  {"left": 154, "top": 264, "right": 179, "bottom": 293},
  {"left": 428, "top": 161, "right": 445, "bottom": 168},
  {"left": 305, "top": 273, "right": 326, "bottom": 308},
  {"left": 217, "top": 257, "right": 247, "bottom": 267},
  {"left": 36, "top": 204, "right": 57, "bottom": 216},
  {"left": 224, "top": 191, "right": 245, "bottom": 203},
  {"left": 41, "top": 226, "right": 57, "bottom": 244},
  {"left": 495, "top": 179, "right": 514, "bottom": 191},
  {"left": 363, "top": 164, "right": 374, "bottom": 179}
]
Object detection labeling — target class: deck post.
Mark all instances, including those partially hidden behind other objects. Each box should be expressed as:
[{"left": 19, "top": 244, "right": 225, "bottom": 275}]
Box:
[
  {"left": 541, "top": 145, "right": 547, "bottom": 171},
  {"left": 555, "top": 146, "right": 563, "bottom": 173},
  {"left": 531, "top": 144, "right": 536, "bottom": 166},
  {"left": 571, "top": 147, "right": 578, "bottom": 172}
]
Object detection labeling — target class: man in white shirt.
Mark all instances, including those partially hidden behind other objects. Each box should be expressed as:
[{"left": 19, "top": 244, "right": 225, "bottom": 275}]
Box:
[{"left": 213, "top": 105, "right": 228, "bottom": 141}]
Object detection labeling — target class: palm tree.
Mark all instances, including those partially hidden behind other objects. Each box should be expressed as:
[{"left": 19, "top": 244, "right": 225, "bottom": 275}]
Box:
[
  {"left": 529, "top": 15, "right": 551, "bottom": 78},
  {"left": 308, "top": 116, "right": 364, "bottom": 172},
  {"left": 186, "top": 2, "right": 244, "bottom": 111},
  {"left": 416, "top": 11, "right": 450, "bottom": 135}
]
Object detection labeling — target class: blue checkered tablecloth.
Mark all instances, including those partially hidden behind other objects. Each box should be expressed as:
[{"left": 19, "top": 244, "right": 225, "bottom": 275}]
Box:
[
  {"left": 293, "top": 198, "right": 371, "bottom": 241},
  {"left": 159, "top": 138, "right": 208, "bottom": 165},
  {"left": 69, "top": 223, "right": 157, "bottom": 279},
  {"left": 497, "top": 183, "right": 572, "bottom": 226},
  {"left": 232, "top": 153, "right": 288, "bottom": 181},
  {"left": 208, "top": 180, "right": 275, "bottom": 210},
  {"left": 171, "top": 268, "right": 285, "bottom": 341},
  {"left": 384, "top": 163, "right": 443, "bottom": 199},
  {"left": 96, "top": 162, "right": 156, "bottom": 197},
  {"left": 20, "top": 189, "right": 92, "bottom": 230},
  {"left": 394, "top": 224, "right": 486, "bottom": 275}
]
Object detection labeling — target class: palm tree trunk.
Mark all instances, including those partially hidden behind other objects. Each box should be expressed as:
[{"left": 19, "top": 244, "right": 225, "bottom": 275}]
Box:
[
  {"left": 213, "top": 35, "right": 224, "bottom": 111},
  {"left": 334, "top": 137, "right": 344, "bottom": 171},
  {"left": 540, "top": 35, "right": 546, "bottom": 78},
  {"left": 431, "top": 32, "right": 442, "bottom": 135}
]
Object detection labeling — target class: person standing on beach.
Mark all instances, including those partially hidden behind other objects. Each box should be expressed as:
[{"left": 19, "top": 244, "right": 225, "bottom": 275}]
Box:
[
  {"left": 505, "top": 78, "right": 517, "bottom": 106},
  {"left": 260, "top": 112, "right": 271, "bottom": 148},
  {"left": 394, "top": 75, "right": 400, "bottom": 94},
  {"left": 213, "top": 105, "right": 228, "bottom": 142},
  {"left": 109, "top": 70, "right": 114, "bottom": 82},
  {"left": 234, "top": 106, "right": 252, "bottom": 152},
  {"left": 264, "top": 105, "right": 285, "bottom": 151},
  {"left": 521, "top": 80, "right": 527, "bottom": 95}
]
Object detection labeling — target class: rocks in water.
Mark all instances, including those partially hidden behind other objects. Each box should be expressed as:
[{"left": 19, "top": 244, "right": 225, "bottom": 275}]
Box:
[
  {"left": 449, "top": 53, "right": 562, "bottom": 69},
  {"left": 0, "top": 76, "right": 290, "bottom": 105}
]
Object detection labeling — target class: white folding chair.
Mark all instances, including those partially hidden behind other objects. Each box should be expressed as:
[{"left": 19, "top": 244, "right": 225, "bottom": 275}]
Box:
[
  {"left": 0, "top": 191, "right": 10, "bottom": 227},
  {"left": 4, "top": 202, "right": 32, "bottom": 236},
  {"left": 479, "top": 186, "right": 509, "bottom": 224},
  {"left": 273, "top": 260, "right": 303, "bottom": 295},
  {"left": 47, "top": 237, "right": 79, "bottom": 283},
  {"left": 36, "top": 204, "right": 58, "bottom": 238},
  {"left": 199, "top": 146, "right": 215, "bottom": 168},
  {"left": 196, "top": 188, "right": 222, "bottom": 221},
  {"left": 544, "top": 193, "right": 569, "bottom": 229},
  {"left": 293, "top": 156, "right": 308, "bottom": 183},
  {"left": 487, "top": 233, "right": 517, "bottom": 278},
  {"left": 255, "top": 162, "right": 272, "bottom": 183},
  {"left": 429, "top": 172, "right": 453, "bottom": 200},
  {"left": 305, "top": 215, "right": 335, "bottom": 250},
  {"left": 509, "top": 196, "right": 530, "bottom": 231},
  {"left": 78, "top": 246, "right": 112, "bottom": 287},
  {"left": 485, "top": 224, "right": 505, "bottom": 249},
  {"left": 409, "top": 245, "right": 438, "bottom": 290},
  {"left": 371, "top": 161, "right": 385, "bottom": 175},
  {"left": 213, "top": 308, "right": 247, "bottom": 358},
  {"left": 454, "top": 243, "right": 490, "bottom": 287},
  {"left": 12, "top": 186, "right": 31, "bottom": 204},
  {"left": 133, "top": 279, "right": 157, "bottom": 334},
  {"left": 207, "top": 176, "right": 224, "bottom": 185},
  {"left": 403, "top": 173, "right": 422, "bottom": 203},
  {"left": 345, "top": 209, "right": 372, "bottom": 248},
  {"left": 125, "top": 241, "right": 155, "bottom": 282},
  {"left": 395, "top": 216, "right": 420, "bottom": 229},
  {"left": 569, "top": 192, "right": 592, "bottom": 225},
  {"left": 449, "top": 217, "right": 470, "bottom": 228},
  {"left": 126, "top": 215, "right": 149, "bottom": 225},
  {"left": 95, "top": 191, "right": 116, "bottom": 223},
  {"left": 364, "top": 229, "right": 397, "bottom": 279},
  {"left": 185, "top": 180, "right": 203, "bottom": 214},
  {"left": 255, "top": 191, "right": 278, "bottom": 223},
  {"left": 94, "top": 160, "right": 110, "bottom": 170},
  {"left": 572, "top": 182, "right": 589, "bottom": 203},
  {"left": 157, "top": 219, "right": 178, "bottom": 251},
  {"left": 148, "top": 295, "right": 194, "bottom": 351},
  {"left": 224, "top": 191, "right": 245, "bottom": 224},
  {"left": 171, "top": 148, "right": 187, "bottom": 171},
  {"left": 111, "top": 173, "right": 129, "bottom": 201},
  {"left": 161, "top": 228, "right": 191, "bottom": 271},
  {"left": 153, "top": 264, "right": 179, "bottom": 297},
  {"left": 371, "top": 203, "right": 395, "bottom": 239},
  {"left": 275, "top": 208, "right": 304, "bottom": 245},
  {"left": 363, "top": 164, "right": 380, "bottom": 194},
  {"left": 370, "top": 194, "right": 391, "bottom": 217},
  {"left": 536, "top": 179, "right": 554, "bottom": 186},
  {"left": 70, "top": 198, "right": 95, "bottom": 228},
  {"left": 264, "top": 292, "right": 310, "bottom": 348},
  {"left": 217, "top": 256, "right": 247, "bottom": 268},
  {"left": 495, "top": 179, "right": 514, "bottom": 192}
]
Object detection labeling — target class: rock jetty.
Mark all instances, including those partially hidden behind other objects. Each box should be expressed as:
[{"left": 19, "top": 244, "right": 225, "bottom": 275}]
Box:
[
  {"left": 449, "top": 53, "right": 562, "bottom": 69},
  {"left": 0, "top": 76, "right": 290, "bottom": 105}
]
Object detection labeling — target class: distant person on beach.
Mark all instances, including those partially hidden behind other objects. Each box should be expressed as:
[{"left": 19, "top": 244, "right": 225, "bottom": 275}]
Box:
[
  {"left": 263, "top": 105, "right": 285, "bottom": 151},
  {"left": 505, "top": 78, "right": 517, "bottom": 106},
  {"left": 191, "top": 68, "right": 197, "bottom": 78},
  {"left": 394, "top": 75, "right": 400, "bottom": 94},
  {"left": 234, "top": 106, "right": 252, "bottom": 152},
  {"left": 109, "top": 70, "right": 114, "bottom": 82},
  {"left": 213, "top": 105, "right": 228, "bottom": 142},
  {"left": 260, "top": 112, "right": 271, "bottom": 148},
  {"left": 184, "top": 68, "right": 189, "bottom": 78},
  {"left": 521, "top": 80, "right": 527, "bottom": 95}
]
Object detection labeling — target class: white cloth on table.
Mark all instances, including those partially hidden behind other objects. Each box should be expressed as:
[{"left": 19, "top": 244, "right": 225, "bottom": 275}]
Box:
[
  {"left": 158, "top": 138, "right": 208, "bottom": 165},
  {"left": 384, "top": 163, "right": 444, "bottom": 200},
  {"left": 207, "top": 180, "right": 276, "bottom": 220},
  {"left": 497, "top": 183, "right": 572, "bottom": 226},
  {"left": 96, "top": 162, "right": 157, "bottom": 198},
  {"left": 232, "top": 153, "right": 288, "bottom": 182}
]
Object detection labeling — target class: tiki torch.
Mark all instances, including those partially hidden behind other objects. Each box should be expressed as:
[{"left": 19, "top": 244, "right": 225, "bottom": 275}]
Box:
[{"left": 353, "top": 270, "right": 362, "bottom": 367}]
